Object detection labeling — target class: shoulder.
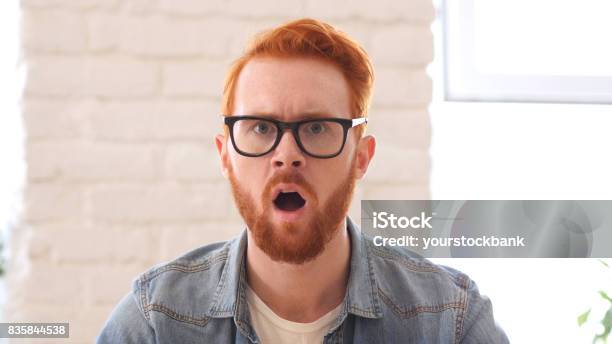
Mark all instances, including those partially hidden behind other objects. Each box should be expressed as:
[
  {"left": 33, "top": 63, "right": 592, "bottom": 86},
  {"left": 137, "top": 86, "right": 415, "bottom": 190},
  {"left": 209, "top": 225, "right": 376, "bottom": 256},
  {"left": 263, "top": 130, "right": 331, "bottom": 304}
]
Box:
[
  {"left": 98, "top": 237, "right": 239, "bottom": 342},
  {"left": 363, "top": 236, "right": 508, "bottom": 341},
  {"left": 132, "top": 236, "right": 238, "bottom": 321},
  {"left": 364, "top": 236, "right": 473, "bottom": 315},
  {"left": 365, "top": 237, "right": 472, "bottom": 295}
]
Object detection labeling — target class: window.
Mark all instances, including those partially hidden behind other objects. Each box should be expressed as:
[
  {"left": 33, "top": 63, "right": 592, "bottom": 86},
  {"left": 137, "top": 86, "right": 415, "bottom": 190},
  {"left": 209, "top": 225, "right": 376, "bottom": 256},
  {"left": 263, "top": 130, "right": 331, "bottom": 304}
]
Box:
[
  {"left": 443, "top": 0, "right": 612, "bottom": 103},
  {"left": 431, "top": 2, "right": 612, "bottom": 342}
]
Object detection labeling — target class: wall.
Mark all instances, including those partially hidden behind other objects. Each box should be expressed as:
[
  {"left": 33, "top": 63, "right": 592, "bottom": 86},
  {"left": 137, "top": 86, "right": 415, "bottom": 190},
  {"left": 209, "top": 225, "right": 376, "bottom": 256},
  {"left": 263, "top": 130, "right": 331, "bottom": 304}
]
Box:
[{"left": 6, "top": 0, "right": 434, "bottom": 341}]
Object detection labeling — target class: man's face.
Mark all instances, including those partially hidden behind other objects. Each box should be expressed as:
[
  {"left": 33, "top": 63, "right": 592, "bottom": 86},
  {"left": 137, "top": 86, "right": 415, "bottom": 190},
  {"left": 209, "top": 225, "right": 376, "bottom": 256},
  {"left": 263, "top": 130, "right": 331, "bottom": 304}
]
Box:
[{"left": 215, "top": 57, "right": 374, "bottom": 264}]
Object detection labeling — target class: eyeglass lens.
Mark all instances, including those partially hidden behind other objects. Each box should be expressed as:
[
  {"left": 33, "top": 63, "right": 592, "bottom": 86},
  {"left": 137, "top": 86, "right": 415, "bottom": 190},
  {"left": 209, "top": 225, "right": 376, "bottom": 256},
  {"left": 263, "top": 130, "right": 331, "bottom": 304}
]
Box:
[{"left": 232, "top": 118, "right": 345, "bottom": 157}]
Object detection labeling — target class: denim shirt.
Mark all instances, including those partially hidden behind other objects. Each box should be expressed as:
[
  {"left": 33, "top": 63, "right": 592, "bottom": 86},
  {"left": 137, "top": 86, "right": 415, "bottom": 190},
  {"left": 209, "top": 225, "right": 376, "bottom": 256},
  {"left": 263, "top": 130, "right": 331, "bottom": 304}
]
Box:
[{"left": 98, "top": 217, "right": 509, "bottom": 344}]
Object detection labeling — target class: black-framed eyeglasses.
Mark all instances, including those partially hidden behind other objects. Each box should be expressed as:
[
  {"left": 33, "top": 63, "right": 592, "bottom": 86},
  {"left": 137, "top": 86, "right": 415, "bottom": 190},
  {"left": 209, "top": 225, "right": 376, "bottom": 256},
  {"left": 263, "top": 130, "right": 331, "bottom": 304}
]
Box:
[{"left": 222, "top": 115, "right": 368, "bottom": 159}]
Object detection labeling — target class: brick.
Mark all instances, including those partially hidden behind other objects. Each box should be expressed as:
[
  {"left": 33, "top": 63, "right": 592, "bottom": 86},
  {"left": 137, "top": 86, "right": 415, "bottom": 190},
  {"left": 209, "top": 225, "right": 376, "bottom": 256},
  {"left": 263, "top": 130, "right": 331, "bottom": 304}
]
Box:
[
  {"left": 24, "top": 183, "right": 83, "bottom": 221},
  {"left": 228, "top": 19, "right": 374, "bottom": 60},
  {"left": 31, "top": 228, "right": 107, "bottom": 262},
  {"left": 21, "top": 0, "right": 121, "bottom": 10},
  {"left": 2, "top": 303, "right": 79, "bottom": 323},
  {"left": 10, "top": 262, "right": 86, "bottom": 305},
  {"left": 97, "top": 226, "right": 158, "bottom": 263},
  {"left": 27, "top": 141, "right": 158, "bottom": 181},
  {"left": 332, "top": 22, "right": 375, "bottom": 56},
  {"left": 87, "top": 13, "right": 121, "bottom": 51},
  {"left": 366, "top": 144, "right": 429, "bottom": 183},
  {"left": 226, "top": 0, "right": 305, "bottom": 18},
  {"left": 119, "top": 16, "right": 230, "bottom": 57},
  {"left": 1, "top": 302, "right": 109, "bottom": 342},
  {"left": 366, "top": 108, "right": 431, "bottom": 149},
  {"left": 21, "top": 10, "right": 87, "bottom": 53},
  {"left": 373, "top": 68, "right": 432, "bottom": 106},
  {"left": 226, "top": 200, "right": 245, "bottom": 224},
  {"left": 165, "top": 143, "right": 224, "bottom": 181},
  {"left": 227, "top": 19, "right": 288, "bottom": 58},
  {"left": 84, "top": 263, "right": 148, "bottom": 305},
  {"left": 304, "top": 0, "right": 435, "bottom": 23},
  {"left": 75, "top": 306, "right": 116, "bottom": 342},
  {"left": 27, "top": 227, "right": 53, "bottom": 260},
  {"left": 163, "top": 60, "right": 228, "bottom": 97},
  {"left": 158, "top": 221, "right": 243, "bottom": 261},
  {"left": 302, "top": 0, "right": 358, "bottom": 20},
  {"left": 25, "top": 56, "right": 158, "bottom": 97},
  {"left": 124, "top": 0, "right": 157, "bottom": 13},
  {"left": 358, "top": 0, "right": 436, "bottom": 23},
  {"left": 371, "top": 25, "right": 433, "bottom": 66},
  {"left": 156, "top": 0, "right": 226, "bottom": 15},
  {"left": 89, "top": 100, "right": 222, "bottom": 141},
  {"left": 23, "top": 99, "right": 94, "bottom": 139},
  {"left": 29, "top": 226, "right": 155, "bottom": 263},
  {"left": 90, "top": 183, "right": 231, "bottom": 223}
]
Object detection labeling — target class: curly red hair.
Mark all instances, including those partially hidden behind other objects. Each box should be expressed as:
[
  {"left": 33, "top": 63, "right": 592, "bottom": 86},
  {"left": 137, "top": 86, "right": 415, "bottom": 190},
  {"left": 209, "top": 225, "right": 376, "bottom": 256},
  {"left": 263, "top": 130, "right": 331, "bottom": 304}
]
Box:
[{"left": 221, "top": 18, "right": 374, "bottom": 136}]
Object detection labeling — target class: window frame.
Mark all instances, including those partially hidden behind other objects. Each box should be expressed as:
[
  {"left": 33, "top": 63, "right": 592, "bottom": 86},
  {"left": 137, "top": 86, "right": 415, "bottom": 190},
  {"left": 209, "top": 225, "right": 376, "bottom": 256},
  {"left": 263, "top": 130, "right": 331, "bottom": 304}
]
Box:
[{"left": 442, "top": 0, "right": 612, "bottom": 104}]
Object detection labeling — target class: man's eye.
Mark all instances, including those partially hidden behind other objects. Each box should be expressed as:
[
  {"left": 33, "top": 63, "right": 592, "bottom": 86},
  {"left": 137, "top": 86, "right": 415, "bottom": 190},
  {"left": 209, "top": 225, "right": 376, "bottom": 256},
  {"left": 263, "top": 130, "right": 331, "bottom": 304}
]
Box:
[
  {"left": 253, "top": 122, "right": 271, "bottom": 134},
  {"left": 306, "top": 122, "right": 326, "bottom": 135}
]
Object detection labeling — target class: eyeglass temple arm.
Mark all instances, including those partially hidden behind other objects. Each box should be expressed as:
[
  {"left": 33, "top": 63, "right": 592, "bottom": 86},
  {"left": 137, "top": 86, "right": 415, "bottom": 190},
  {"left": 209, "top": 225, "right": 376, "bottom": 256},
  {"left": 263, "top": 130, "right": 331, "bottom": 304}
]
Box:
[{"left": 351, "top": 117, "right": 368, "bottom": 127}]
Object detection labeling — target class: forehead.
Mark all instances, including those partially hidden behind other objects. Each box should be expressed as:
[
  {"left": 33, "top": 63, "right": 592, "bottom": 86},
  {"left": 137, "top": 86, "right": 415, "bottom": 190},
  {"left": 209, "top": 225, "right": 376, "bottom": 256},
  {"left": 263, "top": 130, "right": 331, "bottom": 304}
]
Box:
[{"left": 233, "top": 56, "right": 352, "bottom": 120}]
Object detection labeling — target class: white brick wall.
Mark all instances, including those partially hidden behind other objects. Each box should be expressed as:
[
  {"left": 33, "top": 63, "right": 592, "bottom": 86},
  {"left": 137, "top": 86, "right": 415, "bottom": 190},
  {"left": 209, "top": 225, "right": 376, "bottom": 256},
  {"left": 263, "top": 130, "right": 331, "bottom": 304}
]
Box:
[
  {"left": 7, "top": 0, "right": 434, "bottom": 341},
  {"left": 163, "top": 60, "right": 227, "bottom": 97},
  {"left": 26, "top": 56, "right": 159, "bottom": 97}
]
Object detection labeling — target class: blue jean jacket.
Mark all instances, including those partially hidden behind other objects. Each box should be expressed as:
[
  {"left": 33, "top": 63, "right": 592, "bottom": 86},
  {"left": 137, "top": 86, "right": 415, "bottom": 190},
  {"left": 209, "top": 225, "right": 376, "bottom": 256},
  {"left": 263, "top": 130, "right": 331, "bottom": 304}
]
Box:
[{"left": 98, "top": 217, "right": 509, "bottom": 343}]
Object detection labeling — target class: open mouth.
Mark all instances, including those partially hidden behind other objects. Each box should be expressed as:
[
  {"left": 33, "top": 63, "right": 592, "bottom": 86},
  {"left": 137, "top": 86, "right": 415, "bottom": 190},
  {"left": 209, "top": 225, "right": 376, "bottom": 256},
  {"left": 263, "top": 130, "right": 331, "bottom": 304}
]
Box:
[{"left": 273, "top": 191, "right": 306, "bottom": 212}]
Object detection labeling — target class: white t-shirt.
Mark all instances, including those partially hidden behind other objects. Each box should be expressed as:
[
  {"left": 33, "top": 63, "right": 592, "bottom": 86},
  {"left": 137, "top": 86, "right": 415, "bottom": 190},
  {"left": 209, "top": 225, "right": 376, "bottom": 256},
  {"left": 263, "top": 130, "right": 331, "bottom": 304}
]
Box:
[{"left": 245, "top": 285, "right": 343, "bottom": 344}]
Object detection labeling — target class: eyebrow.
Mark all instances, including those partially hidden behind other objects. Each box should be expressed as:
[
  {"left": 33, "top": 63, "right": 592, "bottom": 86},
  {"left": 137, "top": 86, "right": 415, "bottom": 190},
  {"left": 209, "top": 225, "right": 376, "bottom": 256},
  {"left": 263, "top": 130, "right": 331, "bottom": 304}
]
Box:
[{"left": 247, "top": 111, "right": 332, "bottom": 121}]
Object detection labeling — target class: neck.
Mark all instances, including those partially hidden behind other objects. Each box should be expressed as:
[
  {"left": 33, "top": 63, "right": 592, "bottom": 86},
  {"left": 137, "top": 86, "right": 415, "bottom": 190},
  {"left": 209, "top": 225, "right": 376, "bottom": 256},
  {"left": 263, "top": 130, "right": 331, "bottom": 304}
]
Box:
[{"left": 245, "top": 218, "right": 351, "bottom": 323}]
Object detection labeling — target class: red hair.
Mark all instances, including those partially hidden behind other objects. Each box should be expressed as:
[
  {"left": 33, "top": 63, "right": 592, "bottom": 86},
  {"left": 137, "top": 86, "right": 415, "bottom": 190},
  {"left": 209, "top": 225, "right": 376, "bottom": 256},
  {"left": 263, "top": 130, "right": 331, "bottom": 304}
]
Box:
[{"left": 221, "top": 18, "right": 374, "bottom": 136}]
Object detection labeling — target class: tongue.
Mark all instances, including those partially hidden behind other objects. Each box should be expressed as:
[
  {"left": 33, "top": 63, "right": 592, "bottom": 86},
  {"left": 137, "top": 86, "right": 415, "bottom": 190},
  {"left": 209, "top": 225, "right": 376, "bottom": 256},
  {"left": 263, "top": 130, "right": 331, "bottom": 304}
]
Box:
[{"left": 275, "top": 192, "right": 305, "bottom": 211}]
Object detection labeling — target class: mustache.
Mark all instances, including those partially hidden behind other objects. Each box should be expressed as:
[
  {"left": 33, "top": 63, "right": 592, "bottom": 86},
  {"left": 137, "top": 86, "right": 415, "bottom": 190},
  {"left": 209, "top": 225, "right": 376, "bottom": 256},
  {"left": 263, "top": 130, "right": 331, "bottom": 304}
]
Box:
[{"left": 263, "top": 170, "right": 317, "bottom": 201}]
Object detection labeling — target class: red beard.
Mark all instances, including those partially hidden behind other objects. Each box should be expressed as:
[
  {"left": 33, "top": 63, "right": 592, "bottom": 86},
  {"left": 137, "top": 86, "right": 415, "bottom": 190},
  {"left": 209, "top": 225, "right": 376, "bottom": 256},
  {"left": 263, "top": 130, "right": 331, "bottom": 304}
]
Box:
[{"left": 228, "top": 158, "right": 357, "bottom": 264}]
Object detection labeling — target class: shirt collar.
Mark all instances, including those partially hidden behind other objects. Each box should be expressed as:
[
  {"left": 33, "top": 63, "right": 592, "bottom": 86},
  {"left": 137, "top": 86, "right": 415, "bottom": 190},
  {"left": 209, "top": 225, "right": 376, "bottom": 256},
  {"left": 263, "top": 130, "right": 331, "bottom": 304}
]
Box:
[
  {"left": 344, "top": 216, "right": 383, "bottom": 318},
  {"left": 207, "top": 216, "right": 384, "bottom": 323}
]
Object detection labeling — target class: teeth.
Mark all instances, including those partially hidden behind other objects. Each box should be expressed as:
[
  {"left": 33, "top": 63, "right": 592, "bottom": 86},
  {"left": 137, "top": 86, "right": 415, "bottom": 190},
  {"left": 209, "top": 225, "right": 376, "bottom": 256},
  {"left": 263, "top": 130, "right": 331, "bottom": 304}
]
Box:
[{"left": 274, "top": 188, "right": 303, "bottom": 201}]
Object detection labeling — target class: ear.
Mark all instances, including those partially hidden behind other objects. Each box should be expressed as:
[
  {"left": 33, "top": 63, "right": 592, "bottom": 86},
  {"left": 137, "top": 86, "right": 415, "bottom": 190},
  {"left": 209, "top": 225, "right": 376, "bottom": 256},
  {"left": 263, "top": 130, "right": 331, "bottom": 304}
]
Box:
[
  {"left": 215, "top": 134, "right": 230, "bottom": 179},
  {"left": 354, "top": 134, "right": 376, "bottom": 180}
]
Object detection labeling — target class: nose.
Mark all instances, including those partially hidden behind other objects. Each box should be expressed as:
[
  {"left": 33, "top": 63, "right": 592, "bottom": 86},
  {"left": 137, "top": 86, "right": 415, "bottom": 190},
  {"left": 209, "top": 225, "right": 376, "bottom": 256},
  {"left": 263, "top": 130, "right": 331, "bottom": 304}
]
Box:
[{"left": 271, "top": 129, "right": 306, "bottom": 169}]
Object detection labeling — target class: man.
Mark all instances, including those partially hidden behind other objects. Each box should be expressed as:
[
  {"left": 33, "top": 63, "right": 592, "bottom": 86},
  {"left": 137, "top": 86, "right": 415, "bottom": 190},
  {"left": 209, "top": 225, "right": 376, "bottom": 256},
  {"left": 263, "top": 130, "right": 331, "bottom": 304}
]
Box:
[{"left": 98, "top": 18, "right": 508, "bottom": 343}]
